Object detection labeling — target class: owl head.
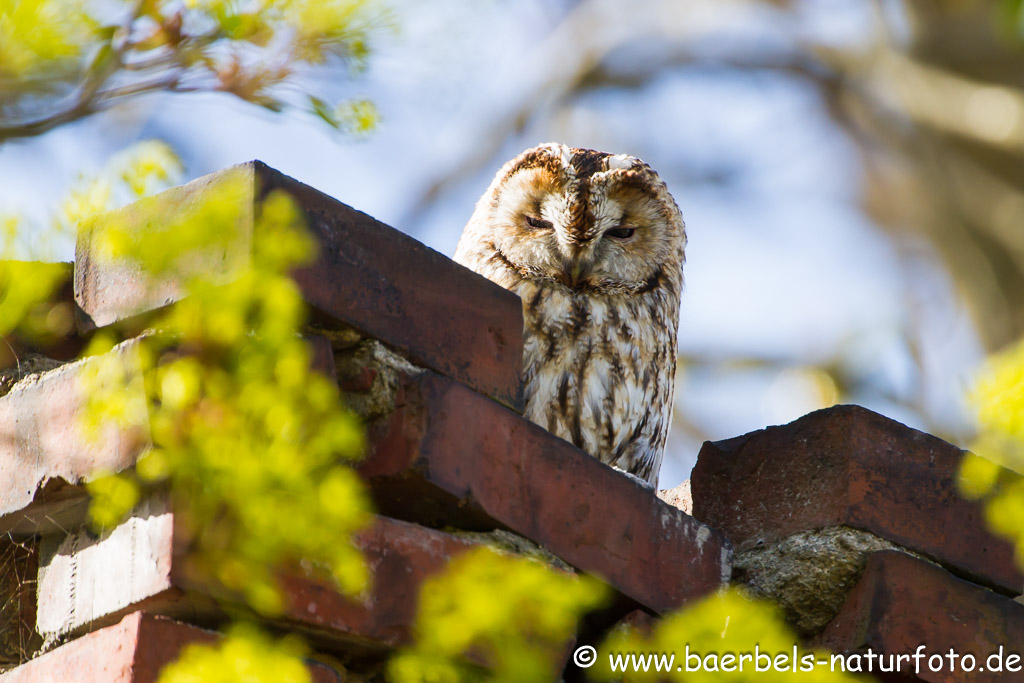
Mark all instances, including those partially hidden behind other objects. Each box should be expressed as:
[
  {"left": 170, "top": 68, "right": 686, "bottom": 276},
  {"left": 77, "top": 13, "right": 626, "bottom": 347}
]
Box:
[{"left": 456, "top": 143, "right": 686, "bottom": 297}]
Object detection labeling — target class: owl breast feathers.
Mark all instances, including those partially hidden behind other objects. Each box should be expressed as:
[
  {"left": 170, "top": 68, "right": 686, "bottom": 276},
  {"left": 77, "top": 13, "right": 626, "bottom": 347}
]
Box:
[{"left": 454, "top": 143, "right": 686, "bottom": 488}]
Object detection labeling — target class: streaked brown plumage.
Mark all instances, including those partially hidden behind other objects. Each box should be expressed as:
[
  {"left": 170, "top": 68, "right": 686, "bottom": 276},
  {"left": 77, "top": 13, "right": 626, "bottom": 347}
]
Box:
[{"left": 454, "top": 143, "right": 686, "bottom": 487}]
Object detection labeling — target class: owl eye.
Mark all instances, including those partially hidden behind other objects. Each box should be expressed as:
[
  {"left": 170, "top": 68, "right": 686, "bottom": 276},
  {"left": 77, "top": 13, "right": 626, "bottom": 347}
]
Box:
[
  {"left": 525, "top": 215, "right": 553, "bottom": 230},
  {"left": 605, "top": 226, "right": 636, "bottom": 240}
]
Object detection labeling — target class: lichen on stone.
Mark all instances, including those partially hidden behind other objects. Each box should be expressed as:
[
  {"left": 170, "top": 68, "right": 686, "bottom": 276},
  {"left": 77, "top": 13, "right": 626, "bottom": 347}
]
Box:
[
  {"left": 307, "top": 322, "right": 363, "bottom": 350},
  {"left": 451, "top": 528, "right": 576, "bottom": 574},
  {"left": 331, "top": 336, "right": 424, "bottom": 421},
  {"left": 732, "top": 526, "right": 924, "bottom": 635}
]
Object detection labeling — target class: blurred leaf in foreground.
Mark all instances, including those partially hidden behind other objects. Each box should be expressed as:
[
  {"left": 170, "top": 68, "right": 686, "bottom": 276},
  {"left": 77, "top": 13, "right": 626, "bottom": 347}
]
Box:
[{"left": 959, "top": 336, "right": 1024, "bottom": 567}]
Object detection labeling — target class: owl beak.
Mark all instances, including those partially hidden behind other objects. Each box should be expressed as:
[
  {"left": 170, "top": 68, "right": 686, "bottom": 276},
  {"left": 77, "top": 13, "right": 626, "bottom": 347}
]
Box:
[
  {"left": 559, "top": 239, "right": 589, "bottom": 288},
  {"left": 568, "top": 261, "right": 585, "bottom": 288}
]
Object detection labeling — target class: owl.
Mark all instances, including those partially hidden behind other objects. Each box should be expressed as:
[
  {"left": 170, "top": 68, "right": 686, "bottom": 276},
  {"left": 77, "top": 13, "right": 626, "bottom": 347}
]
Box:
[{"left": 454, "top": 143, "right": 686, "bottom": 487}]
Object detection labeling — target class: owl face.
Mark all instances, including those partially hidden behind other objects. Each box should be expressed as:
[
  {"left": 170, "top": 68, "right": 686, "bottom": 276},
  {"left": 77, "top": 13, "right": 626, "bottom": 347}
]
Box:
[{"left": 465, "top": 143, "right": 685, "bottom": 296}]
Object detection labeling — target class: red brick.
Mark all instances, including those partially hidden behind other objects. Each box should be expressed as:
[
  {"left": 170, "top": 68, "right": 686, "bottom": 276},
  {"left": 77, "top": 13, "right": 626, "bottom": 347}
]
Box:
[
  {"left": 690, "top": 405, "right": 1023, "bottom": 595},
  {"left": 338, "top": 366, "right": 377, "bottom": 393},
  {"left": 0, "top": 611, "right": 346, "bottom": 683},
  {"left": 279, "top": 514, "right": 479, "bottom": 649},
  {"left": 306, "top": 334, "right": 337, "bottom": 379},
  {"left": 74, "top": 162, "right": 524, "bottom": 411},
  {"left": 360, "top": 371, "right": 730, "bottom": 614},
  {"left": 0, "top": 341, "right": 147, "bottom": 535},
  {"left": 811, "top": 550, "right": 1024, "bottom": 683},
  {"left": 33, "top": 509, "right": 481, "bottom": 654}
]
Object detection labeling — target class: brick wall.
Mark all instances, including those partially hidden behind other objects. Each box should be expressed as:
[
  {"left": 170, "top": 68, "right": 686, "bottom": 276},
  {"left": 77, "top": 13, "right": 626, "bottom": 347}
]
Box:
[{"left": 1, "top": 163, "right": 1021, "bottom": 681}]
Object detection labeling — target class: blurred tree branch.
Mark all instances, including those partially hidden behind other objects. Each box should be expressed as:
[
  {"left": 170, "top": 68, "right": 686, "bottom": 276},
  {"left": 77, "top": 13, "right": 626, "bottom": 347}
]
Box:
[{"left": 0, "top": 0, "right": 384, "bottom": 144}]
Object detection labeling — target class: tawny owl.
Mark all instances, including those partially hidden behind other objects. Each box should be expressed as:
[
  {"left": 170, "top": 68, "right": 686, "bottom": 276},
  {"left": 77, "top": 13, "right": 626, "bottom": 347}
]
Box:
[{"left": 454, "top": 143, "right": 686, "bottom": 487}]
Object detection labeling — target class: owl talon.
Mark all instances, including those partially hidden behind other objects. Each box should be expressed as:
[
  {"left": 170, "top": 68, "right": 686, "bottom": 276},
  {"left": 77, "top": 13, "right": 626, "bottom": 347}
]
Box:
[{"left": 610, "top": 464, "right": 656, "bottom": 490}]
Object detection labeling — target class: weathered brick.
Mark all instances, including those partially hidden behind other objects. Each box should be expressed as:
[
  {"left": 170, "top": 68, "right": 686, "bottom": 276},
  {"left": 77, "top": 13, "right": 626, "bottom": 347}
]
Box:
[
  {"left": 691, "top": 405, "right": 1024, "bottom": 595},
  {"left": 0, "top": 333, "right": 340, "bottom": 538},
  {"left": 0, "top": 341, "right": 148, "bottom": 535},
  {"left": 35, "top": 497, "right": 180, "bottom": 637},
  {"left": 75, "top": 162, "right": 524, "bottom": 411},
  {"left": 34, "top": 506, "right": 480, "bottom": 653},
  {"left": 306, "top": 334, "right": 337, "bottom": 380},
  {"left": 0, "top": 611, "right": 347, "bottom": 682},
  {"left": 811, "top": 550, "right": 1024, "bottom": 683},
  {"left": 278, "top": 512, "right": 481, "bottom": 650},
  {"left": 360, "top": 371, "right": 730, "bottom": 614},
  {"left": 657, "top": 480, "right": 692, "bottom": 515}
]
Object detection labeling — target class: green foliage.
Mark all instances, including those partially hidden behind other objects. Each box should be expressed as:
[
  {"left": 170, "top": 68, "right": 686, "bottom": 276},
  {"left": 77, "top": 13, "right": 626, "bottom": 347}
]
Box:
[
  {"left": 0, "top": 0, "right": 96, "bottom": 92},
  {"left": 310, "top": 96, "right": 379, "bottom": 134},
  {"left": 0, "top": 262, "right": 69, "bottom": 340},
  {"left": 1, "top": 0, "right": 385, "bottom": 674},
  {"left": 64, "top": 141, "right": 185, "bottom": 230},
  {"left": 1, "top": 140, "right": 358, "bottom": 677},
  {"left": 592, "top": 588, "right": 862, "bottom": 682},
  {"left": 79, "top": 156, "right": 372, "bottom": 615},
  {"left": 1000, "top": 0, "right": 1024, "bottom": 40},
  {"left": 0, "top": 141, "right": 174, "bottom": 352},
  {"left": 0, "top": 0, "right": 387, "bottom": 140},
  {"left": 157, "top": 622, "right": 311, "bottom": 683},
  {"left": 389, "top": 546, "right": 609, "bottom": 683},
  {"left": 958, "top": 336, "right": 1024, "bottom": 566}
]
